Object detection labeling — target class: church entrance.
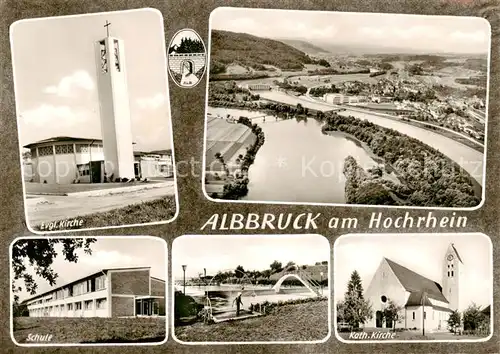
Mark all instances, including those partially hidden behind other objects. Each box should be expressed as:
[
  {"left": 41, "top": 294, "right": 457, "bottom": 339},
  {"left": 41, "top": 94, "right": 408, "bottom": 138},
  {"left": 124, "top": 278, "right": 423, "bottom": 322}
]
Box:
[
  {"left": 376, "top": 311, "right": 383, "bottom": 328},
  {"left": 90, "top": 161, "right": 102, "bottom": 183},
  {"left": 386, "top": 317, "right": 393, "bottom": 329},
  {"left": 134, "top": 162, "right": 141, "bottom": 179}
]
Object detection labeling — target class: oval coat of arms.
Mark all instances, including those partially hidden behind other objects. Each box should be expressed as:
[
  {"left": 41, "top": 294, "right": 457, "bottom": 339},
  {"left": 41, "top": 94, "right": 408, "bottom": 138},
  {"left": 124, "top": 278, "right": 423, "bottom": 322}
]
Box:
[{"left": 167, "top": 29, "right": 207, "bottom": 88}]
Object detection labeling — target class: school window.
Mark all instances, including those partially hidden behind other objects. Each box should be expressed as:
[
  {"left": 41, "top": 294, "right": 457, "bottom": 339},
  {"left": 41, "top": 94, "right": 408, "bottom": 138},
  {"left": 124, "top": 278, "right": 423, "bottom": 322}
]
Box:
[
  {"left": 96, "top": 275, "right": 106, "bottom": 290},
  {"left": 75, "top": 302, "right": 82, "bottom": 310},
  {"left": 85, "top": 300, "right": 93, "bottom": 310},
  {"left": 96, "top": 298, "right": 107, "bottom": 309},
  {"left": 451, "top": 271, "right": 454, "bottom": 277},
  {"left": 412, "top": 312, "right": 415, "bottom": 320}
]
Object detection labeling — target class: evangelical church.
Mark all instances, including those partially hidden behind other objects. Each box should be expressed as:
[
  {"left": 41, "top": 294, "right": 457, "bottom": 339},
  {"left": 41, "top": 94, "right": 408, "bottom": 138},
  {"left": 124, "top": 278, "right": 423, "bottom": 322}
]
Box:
[
  {"left": 22, "top": 22, "right": 173, "bottom": 184},
  {"left": 364, "top": 243, "right": 466, "bottom": 331}
]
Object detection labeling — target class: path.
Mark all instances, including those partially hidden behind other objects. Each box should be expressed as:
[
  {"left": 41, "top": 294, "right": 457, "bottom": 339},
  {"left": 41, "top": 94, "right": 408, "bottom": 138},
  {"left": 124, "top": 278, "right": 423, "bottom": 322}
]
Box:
[{"left": 27, "top": 183, "right": 176, "bottom": 226}]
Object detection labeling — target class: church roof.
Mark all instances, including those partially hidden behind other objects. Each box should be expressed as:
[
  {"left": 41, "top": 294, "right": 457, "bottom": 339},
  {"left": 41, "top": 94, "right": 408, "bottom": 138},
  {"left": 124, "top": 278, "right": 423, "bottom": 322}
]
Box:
[
  {"left": 432, "top": 305, "right": 454, "bottom": 313},
  {"left": 24, "top": 136, "right": 102, "bottom": 148},
  {"left": 385, "top": 258, "right": 448, "bottom": 303},
  {"left": 405, "top": 292, "right": 454, "bottom": 312},
  {"left": 24, "top": 137, "right": 169, "bottom": 155},
  {"left": 482, "top": 305, "right": 491, "bottom": 316},
  {"left": 405, "top": 291, "right": 434, "bottom": 306},
  {"left": 451, "top": 243, "right": 464, "bottom": 264}
]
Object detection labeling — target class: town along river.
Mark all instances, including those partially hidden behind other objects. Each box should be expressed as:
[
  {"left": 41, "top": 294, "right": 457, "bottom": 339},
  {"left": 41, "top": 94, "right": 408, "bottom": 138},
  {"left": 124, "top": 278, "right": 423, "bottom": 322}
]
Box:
[{"left": 207, "top": 107, "right": 382, "bottom": 204}]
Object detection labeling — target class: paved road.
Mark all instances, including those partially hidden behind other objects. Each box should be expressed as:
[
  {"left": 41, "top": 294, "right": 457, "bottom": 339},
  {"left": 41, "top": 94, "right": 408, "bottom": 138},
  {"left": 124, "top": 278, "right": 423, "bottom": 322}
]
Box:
[
  {"left": 27, "top": 183, "right": 176, "bottom": 227},
  {"left": 256, "top": 90, "right": 484, "bottom": 186},
  {"left": 300, "top": 89, "right": 483, "bottom": 148}
]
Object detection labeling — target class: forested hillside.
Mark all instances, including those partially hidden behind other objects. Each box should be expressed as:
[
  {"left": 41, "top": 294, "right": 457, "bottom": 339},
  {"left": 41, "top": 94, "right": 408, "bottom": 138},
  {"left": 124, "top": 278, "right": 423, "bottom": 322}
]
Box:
[{"left": 209, "top": 30, "right": 315, "bottom": 74}]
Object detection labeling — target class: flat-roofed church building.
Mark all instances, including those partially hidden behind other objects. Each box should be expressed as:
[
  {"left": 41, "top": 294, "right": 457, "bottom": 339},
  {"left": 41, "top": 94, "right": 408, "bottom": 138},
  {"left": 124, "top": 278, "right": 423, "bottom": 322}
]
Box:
[
  {"left": 364, "top": 243, "right": 468, "bottom": 331},
  {"left": 23, "top": 137, "right": 173, "bottom": 184},
  {"left": 23, "top": 267, "right": 166, "bottom": 318}
]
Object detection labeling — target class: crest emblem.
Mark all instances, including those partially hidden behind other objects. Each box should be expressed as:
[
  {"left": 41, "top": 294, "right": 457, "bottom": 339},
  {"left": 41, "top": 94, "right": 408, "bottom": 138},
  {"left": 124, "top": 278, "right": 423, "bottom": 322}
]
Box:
[{"left": 167, "top": 29, "right": 207, "bottom": 88}]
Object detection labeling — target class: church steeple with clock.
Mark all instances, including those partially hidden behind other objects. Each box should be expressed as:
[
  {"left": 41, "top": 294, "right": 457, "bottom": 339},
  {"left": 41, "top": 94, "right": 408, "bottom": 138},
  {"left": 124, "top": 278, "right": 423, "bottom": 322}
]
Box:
[
  {"left": 94, "top": 20, "right": 135, "bottom": 180},
  {"left": 442, "top": 243, "right": 464, "bottom": 311}
]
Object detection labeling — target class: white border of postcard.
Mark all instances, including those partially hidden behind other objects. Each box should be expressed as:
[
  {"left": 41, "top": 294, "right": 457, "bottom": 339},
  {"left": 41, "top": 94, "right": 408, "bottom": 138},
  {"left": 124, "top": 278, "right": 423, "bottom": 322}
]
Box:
[
  {"left": 9, "top": 235, "right": 168, "bottom": 347},
  {"left": 333, "top": 232, "right": 493, "bottom": 344},
  {"left": 10, "top": 8, "right": 180, "bottom": 235},
  {"left": 201, "top": 7, "right": 492, "bottom": 211},
  {"left": 171, "top": 233, "right": 332, "bottom": 345}
]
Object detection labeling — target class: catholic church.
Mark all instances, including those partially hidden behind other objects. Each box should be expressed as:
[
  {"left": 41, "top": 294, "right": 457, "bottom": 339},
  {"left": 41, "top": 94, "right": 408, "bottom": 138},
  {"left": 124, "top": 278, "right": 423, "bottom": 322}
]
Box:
[
  {"left": 364, "top": 243, "right": 466, "bottom": 331},
  {"left": 22, "top": 21, "right": 173, "bottom": 184}
]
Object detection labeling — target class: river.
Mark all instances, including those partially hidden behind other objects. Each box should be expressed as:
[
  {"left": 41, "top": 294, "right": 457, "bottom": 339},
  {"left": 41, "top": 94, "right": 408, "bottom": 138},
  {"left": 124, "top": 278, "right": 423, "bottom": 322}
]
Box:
[
  {"left": 206, "top": 103, "right": 484, "bottom": 204},
  {"left": 207, "top": 107, "right": 380, "bottom": 204},
  {"left": 339, "top": 108, "right": 484, "bottom": 185}
]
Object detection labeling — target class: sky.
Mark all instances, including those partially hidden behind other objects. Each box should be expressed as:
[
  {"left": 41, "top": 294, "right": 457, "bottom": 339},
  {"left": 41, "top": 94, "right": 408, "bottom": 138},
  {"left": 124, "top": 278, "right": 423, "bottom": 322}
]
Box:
[
  {"left": 11, "top": 8, "right": 172, "bottom": 152},
  {"left": 172, "top": 234, "right": 330, "bottom": 280},
  {"left": 210, "top": 8, "right": 490, "bottom": 54},
  {"left": 334, "top": 233, "right": 492, "bottom": 307},
  {"left": 14, "top": 237, "right": 167, "bottom": 302}
]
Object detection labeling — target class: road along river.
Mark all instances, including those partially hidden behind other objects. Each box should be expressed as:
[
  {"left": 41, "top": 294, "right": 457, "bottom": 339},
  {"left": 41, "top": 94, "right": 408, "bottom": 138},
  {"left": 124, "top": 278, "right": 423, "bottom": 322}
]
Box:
[{"left": 258, "top": 91, "right": 484, "bottom": 187}]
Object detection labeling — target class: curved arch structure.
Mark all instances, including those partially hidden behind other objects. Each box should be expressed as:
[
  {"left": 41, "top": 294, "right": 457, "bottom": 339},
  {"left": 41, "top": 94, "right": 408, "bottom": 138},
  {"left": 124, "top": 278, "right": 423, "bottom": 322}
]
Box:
[{"left": 272, "top": 273, "right": 321, "bottom": 296}]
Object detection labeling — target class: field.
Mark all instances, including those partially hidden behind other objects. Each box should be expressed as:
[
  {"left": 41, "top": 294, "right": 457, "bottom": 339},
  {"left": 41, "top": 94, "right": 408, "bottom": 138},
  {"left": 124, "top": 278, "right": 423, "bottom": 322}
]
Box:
[
  {"left": 288, "top": 73, "right": 378, "bottom": 87},
  {"left": 12, "top": 317, "right": 166, "bottom": 344},
  {"left": 205, "top": 116, "right": 256, "bottom": 170},
  {"left": 174, "top": 299, "right": 329, "bottom": 342}
]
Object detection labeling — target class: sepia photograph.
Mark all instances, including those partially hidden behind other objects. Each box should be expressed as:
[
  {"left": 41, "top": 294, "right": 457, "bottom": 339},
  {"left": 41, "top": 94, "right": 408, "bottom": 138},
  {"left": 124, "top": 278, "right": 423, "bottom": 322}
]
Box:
[
  {"left": 334, "top": 233, "right": 492, "bottom": 342},
  {"left": 10, "top": 236, "right": 167, "bottom": 346},
  {"left": 11, "top": 8, "right": 178, "bottom": 233},
  {"left": 203, "top": 8, "right": 490, "bottom": 209},
  {"left": 172, "top": 234, "right": 330, "bottom": 343}
]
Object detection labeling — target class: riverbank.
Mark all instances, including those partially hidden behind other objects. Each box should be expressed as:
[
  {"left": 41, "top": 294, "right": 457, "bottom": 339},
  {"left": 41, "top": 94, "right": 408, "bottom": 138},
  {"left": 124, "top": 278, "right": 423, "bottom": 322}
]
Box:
[
  {"left": 174, "top": 298, "right": 328, "bottom": 342},
  {"left": 343, "top": 104, "right": 484, "bottom": 153},
  {"left": 322, "top": 113, "right": 480, "bottom": 207},
  {"left": 324, "top": 130, "right": 401, "bottom": 181}
]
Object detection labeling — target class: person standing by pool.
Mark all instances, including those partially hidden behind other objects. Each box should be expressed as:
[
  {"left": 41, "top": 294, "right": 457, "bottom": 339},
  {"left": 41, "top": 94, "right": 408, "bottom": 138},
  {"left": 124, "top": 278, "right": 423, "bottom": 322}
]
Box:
[{"left": 232, "top": 291, "right": 244, "bottom": 317}]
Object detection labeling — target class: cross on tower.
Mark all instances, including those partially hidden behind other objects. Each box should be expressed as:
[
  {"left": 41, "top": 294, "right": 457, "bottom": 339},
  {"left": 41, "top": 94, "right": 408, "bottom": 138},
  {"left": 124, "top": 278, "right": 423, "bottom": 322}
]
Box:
[{"left": 104, "top": 20, "right": 111, "bottom": 37}]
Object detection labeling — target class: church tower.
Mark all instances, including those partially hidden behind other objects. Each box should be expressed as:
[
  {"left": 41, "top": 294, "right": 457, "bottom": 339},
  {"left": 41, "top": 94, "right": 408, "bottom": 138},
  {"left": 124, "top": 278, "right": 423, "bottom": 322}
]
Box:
[
  {"left": 94, "top": 21, "right": 135, "bottom": 181},
  {"left": 442, "top": 243, "right": 464, "bottom": 311}
]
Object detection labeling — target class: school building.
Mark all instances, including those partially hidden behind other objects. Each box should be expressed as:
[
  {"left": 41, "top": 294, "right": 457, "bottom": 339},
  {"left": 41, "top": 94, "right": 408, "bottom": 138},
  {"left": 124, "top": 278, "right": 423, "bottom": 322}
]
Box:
[{"left": 23, "top": 267, "right": 166, "bottom": 317}]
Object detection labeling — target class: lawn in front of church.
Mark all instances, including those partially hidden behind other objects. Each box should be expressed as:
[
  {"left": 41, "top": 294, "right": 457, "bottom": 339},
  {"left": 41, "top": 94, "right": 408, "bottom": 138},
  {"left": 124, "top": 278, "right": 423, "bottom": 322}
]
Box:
[
  {"left": 31, "top": 195, "right": 177, "bottom": 231},
  {"left": 337, "top": 327, "right": 490, "bottom": 341}
]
